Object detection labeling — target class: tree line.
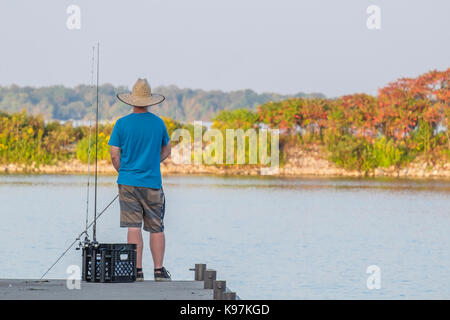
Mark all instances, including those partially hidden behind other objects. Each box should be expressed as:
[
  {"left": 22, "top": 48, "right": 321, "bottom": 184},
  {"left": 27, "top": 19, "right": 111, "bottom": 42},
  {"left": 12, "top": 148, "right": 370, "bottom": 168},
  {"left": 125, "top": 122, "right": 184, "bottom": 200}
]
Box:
[{"left": 0, "top": 84, "right": 323, "bottom": 122}]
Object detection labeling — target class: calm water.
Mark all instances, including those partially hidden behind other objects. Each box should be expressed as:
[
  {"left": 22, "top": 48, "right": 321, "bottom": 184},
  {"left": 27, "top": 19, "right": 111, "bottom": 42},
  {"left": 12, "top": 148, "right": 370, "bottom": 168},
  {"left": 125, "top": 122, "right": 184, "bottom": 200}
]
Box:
[{"left": 0, "top": 174, "right": 449, "bottom": 299}]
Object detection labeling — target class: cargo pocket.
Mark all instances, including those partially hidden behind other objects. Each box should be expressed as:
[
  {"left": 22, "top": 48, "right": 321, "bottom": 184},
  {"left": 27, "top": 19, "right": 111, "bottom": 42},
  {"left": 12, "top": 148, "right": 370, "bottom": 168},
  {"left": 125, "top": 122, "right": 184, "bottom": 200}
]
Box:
[{"left": 160, "top": 188, "right": 165, "bottom": 220}]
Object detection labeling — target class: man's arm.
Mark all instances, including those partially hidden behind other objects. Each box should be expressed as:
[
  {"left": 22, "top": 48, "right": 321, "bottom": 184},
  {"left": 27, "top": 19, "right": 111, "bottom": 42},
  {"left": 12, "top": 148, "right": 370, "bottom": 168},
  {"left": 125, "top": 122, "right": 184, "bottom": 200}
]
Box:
[
  {"left": 110, "top": 146, "right": 121, "bottom": 172},
  {"left": 160, "top": 142, "right": 171, "bottom": 163}
]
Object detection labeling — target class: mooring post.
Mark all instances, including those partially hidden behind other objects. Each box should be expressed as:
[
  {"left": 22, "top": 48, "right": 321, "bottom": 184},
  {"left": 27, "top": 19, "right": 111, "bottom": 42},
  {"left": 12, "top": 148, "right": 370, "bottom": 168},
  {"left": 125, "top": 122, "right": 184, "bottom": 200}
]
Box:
[
  {"left": 204, "top": 269, "right": 216, "bottom": 289},
  {"left": 222, "top": 292, "right": 237, "bottom": 300},
  {"left": 194, "top": 263, "right": 206, "bottom": 281},
  {"left": 213, "top": 280, "right": 226, "bottom": 300}
]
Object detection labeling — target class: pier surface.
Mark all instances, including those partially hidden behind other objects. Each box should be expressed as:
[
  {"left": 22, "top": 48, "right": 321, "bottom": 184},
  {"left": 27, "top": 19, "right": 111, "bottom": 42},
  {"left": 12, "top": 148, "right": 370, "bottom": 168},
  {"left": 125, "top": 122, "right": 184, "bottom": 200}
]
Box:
[{"left": 0, "top": 279, "right": 214, "bottom": 300}]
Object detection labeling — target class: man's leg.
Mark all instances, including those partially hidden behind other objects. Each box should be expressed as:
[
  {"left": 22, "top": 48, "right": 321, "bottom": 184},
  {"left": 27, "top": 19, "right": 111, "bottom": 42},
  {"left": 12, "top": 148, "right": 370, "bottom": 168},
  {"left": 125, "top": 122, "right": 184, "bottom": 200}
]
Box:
[
  {"left": 143, "top": 188, "right": 170, "bottom": 280},
  {"left": 119, "top": 185, "right": 145, "bottom": 269},
  {"left": 150, "top": 231, "right": 165, "bottom": 269},
  {"left": 128, "top": 227, "right": 143, "bottom": 269}
]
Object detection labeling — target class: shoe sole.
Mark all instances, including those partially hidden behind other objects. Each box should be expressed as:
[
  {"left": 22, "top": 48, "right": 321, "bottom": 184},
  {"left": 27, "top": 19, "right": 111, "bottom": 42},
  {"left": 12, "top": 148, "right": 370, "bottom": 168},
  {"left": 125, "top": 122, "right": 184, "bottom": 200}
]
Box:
[
  {"left": 154, "top": 277, "right": 172, "bottom": 282},
  {"left": 136, "top": 278, "right": 144, "bottom": 282}
]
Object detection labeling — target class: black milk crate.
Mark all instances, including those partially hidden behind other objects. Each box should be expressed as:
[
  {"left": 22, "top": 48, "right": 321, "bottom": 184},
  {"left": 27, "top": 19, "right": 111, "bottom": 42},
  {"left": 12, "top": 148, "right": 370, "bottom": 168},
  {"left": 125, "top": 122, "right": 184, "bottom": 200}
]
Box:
[{"left": 82, "top": 243, "right": 137, "bottom": 283}]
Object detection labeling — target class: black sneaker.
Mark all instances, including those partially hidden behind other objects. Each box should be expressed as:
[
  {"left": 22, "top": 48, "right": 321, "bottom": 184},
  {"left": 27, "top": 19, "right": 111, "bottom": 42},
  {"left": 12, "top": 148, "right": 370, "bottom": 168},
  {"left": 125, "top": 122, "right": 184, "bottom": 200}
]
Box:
[
  {"left": 154, "top": 267, "right": 171, "bottom": 281},
  {"left": 136, "top": 270, "right": 144, "bottom": 282}
]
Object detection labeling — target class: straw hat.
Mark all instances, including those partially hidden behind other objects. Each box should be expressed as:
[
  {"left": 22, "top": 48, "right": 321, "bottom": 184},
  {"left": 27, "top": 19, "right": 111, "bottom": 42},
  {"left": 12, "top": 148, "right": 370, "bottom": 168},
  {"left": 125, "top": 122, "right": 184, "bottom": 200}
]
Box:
[{"left": 117, "top": 78, "right": 165, "bottom": 107}]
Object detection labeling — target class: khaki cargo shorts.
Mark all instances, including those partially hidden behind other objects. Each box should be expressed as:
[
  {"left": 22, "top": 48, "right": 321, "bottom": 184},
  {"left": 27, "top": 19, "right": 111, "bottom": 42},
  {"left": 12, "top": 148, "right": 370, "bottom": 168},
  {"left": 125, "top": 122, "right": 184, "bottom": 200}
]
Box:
[{"left": 118, "top": 184, "right": 166, "bottom": 233}]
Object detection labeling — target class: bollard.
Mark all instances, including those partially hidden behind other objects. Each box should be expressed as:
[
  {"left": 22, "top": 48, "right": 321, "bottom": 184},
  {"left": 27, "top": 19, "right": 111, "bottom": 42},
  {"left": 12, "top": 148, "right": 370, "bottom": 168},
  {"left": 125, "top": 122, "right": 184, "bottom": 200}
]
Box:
[
  {"left": 204, "top": 269, "right": 216, "bottom": 289},
  {"left": 194, "top": 264, "right": 206, "bottom": 281},
  {"left": 222, "top": 292, "right": 237, "bottom": 300},
  {"left": 213, "top": 280, "right": 226, "bottom": 300}
]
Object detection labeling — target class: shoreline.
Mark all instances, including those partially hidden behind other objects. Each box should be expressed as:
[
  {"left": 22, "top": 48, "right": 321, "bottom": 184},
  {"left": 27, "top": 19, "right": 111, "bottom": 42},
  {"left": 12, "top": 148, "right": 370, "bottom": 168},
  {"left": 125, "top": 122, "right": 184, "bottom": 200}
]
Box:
[{"left": 1, "top": 146, "right": 449, "bottom": 179}]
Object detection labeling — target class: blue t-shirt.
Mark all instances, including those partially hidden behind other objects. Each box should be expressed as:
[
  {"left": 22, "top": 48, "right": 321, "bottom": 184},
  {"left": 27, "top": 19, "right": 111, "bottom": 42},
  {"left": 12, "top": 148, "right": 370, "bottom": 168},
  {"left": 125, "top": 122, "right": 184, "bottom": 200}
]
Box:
[{"left": 108, "top": 112, "right": 170, "bottom": 189}]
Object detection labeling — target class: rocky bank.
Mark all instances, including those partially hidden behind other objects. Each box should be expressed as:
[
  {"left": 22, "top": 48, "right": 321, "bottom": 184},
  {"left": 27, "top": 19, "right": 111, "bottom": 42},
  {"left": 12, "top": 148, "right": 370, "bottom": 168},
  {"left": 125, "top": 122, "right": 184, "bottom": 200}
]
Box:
[{"left": 1, "top": 146, "right": 449, "bottom": 179}]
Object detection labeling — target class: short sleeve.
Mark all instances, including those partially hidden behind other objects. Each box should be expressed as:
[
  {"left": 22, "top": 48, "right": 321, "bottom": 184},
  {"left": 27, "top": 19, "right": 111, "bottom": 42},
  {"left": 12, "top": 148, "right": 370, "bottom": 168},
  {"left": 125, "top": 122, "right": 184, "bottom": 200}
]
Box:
[
  {"left": 108, "top": 121, "right": 121, "bottom": 147},
  {"left": 162, "top": 121, "right": 170, "bottom": 146}
]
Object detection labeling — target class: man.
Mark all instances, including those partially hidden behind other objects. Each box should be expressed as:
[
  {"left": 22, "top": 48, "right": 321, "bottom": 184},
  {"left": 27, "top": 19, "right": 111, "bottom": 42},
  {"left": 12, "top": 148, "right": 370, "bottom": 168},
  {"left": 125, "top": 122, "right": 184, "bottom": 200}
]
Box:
[{"left": 108, "top": 78, "right": 172, "bottom": 282}]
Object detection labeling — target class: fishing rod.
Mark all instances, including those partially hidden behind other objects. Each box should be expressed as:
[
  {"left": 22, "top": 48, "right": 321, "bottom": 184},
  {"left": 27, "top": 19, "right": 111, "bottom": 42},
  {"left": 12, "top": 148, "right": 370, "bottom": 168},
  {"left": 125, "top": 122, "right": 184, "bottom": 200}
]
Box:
[
  {"left": 40, "top": 43, "right": 119, "bottom": 279},
  {"left": 93, "top": 42, "right": 100, "bottom": 244},
  {"left": 83, "top": 46, "right": 95, "bottom": 243}
]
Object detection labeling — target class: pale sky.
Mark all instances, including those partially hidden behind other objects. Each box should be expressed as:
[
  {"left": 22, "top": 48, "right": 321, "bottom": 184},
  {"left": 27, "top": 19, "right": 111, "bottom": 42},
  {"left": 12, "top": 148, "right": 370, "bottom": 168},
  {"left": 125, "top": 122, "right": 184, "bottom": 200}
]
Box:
[{"left": 0, "top": 0, "right": 448, "bottom": 97}]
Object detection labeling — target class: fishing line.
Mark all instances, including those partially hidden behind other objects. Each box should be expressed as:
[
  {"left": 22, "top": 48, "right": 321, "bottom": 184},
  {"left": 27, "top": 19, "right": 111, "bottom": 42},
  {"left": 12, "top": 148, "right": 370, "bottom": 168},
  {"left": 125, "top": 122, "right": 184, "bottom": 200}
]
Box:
[
  {"left": 93, "top": 42, "right": 100, "bottom": 243},
  {"left": 39, "top": 194, "right": 119, "bottom": 280},
  {"left": 84, "top": 46, "right": 95, "bottom": 237}
]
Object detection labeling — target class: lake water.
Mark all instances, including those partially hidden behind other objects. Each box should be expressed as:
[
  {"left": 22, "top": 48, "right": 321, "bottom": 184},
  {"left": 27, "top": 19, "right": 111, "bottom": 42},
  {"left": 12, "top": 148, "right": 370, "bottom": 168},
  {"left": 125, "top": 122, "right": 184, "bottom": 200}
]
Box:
[{"left": 0, "top": 174, "right": 449, "bottom": 299}]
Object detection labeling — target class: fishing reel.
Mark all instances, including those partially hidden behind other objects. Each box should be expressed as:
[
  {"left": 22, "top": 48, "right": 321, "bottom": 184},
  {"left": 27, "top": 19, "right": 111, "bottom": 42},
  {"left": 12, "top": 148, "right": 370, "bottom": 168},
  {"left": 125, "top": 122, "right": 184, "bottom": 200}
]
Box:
[
  {"left": 76, "top": 232, "right": 96, "bottom": 250},
  {"left": 76, "top": 238, "right": 101, "bottom": 250},
  {"left": 76, "top": 239, "right": 89, "bottom": 251}
]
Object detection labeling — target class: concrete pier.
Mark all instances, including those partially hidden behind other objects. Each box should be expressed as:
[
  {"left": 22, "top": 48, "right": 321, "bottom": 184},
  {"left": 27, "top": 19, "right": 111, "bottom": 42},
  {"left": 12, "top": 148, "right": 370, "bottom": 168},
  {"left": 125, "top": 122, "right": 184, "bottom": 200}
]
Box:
[{"left": 0, "top": 279, "right": 216, "bottom": 300}]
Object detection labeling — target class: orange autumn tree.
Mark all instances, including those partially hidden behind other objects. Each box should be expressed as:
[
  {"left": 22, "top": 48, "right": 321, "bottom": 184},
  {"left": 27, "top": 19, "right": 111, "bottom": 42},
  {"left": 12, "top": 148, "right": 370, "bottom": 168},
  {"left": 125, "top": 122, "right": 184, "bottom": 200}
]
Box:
[
  {"left": 377, "top": 68, "right": 449, "bottom": 140},
  {"left": 295, "top": 98, "right": 329, "bottom": 141},
  {"left": 413, "top": 69, "right": 449, "bottom": 125},
  {"left": 257, "top": 99, "right": 300, "bottom": 133},
  {"left": 257, "top": 98, "right": 329, "bottom": 141},
  {"left": 338, "top": 94, "right": 380, "bottom": 142},
  {"left": 414, "top": 69, "right": 450, "bottom": 150}
]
